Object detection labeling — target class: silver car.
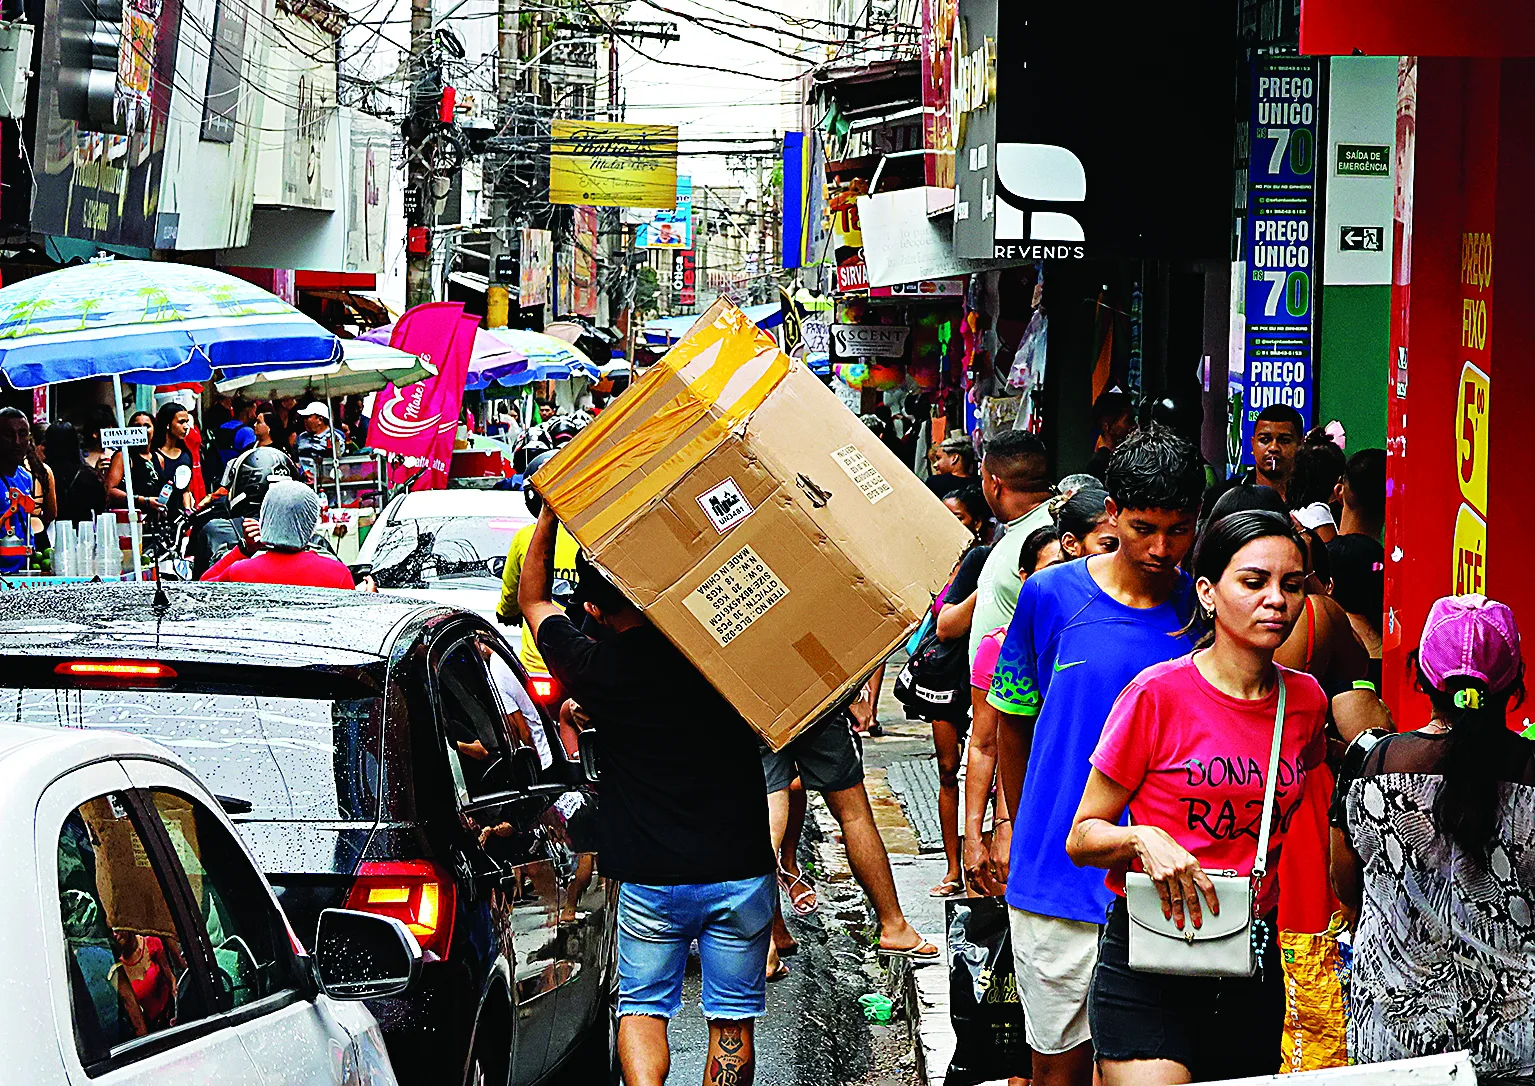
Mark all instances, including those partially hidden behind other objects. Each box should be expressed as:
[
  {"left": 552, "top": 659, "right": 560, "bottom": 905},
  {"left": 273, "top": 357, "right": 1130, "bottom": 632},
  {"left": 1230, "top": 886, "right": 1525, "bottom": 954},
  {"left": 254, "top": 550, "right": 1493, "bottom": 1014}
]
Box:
[{"left": 0, "top": 721, "right": 421, "bottom": 1085}]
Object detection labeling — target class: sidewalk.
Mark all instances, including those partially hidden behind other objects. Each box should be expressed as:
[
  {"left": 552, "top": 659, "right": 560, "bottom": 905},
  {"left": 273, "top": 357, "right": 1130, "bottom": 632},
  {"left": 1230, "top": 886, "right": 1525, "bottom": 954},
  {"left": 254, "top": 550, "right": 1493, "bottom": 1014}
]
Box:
[{"left": 860, "top": 670, "right": 969, "bottom": 1086}]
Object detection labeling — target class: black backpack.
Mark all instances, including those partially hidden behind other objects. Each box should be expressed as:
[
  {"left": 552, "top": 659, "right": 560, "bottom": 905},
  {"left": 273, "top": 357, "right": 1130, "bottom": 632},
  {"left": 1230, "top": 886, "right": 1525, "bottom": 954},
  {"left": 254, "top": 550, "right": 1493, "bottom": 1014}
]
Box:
[{"left": 894, "top": 624, "right": 971, "bottom": 715}]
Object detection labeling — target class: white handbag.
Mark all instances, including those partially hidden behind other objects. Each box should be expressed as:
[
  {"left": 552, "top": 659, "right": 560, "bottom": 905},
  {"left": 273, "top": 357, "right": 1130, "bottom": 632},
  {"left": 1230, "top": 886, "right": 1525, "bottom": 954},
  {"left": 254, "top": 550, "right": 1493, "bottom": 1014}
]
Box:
[{"left": 1123, "top": 671, "right": 1285, "bottom": 977}]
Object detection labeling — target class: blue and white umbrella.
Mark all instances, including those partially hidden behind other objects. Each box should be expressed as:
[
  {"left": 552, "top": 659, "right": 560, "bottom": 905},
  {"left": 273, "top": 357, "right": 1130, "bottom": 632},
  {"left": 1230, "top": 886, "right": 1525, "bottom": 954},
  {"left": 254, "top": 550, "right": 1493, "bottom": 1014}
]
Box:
[
  {"left": 482, "top": 327, "right": 600, "bottom": 383},
  {"left": 0, "top": 258, "right": 340, "bottom": 389}
]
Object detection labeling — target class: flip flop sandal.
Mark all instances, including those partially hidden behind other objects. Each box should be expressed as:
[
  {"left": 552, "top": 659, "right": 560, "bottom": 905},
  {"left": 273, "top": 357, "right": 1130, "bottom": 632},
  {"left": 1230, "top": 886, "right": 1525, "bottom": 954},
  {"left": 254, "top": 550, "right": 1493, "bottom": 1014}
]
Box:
[
  {"left": 777, "top": 864, "right": 818, "bottom": 916},
  {"left": 877, "top": 939, "right": 941, "bottom": 964},
  {"left": 929, "top": 880, "right": 965, "bottom": 899},
  {"left": 767, "top": 961, "right": 791, "bottom": 982}
]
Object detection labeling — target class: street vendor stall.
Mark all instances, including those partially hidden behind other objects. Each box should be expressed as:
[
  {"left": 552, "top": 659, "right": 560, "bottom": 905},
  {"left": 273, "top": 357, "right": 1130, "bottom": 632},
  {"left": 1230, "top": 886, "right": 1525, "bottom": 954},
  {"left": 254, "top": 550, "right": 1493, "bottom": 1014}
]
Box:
[{"left": 0, "top": 258, "right": 340, "bottom": 579}]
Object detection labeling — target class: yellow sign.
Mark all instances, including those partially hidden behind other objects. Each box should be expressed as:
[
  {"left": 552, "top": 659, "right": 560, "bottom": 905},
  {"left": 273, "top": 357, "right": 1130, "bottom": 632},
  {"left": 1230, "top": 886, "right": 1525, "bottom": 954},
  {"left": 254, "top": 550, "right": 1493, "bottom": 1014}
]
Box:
[
  {"left": 1453, "top": 502, "right": 1487, "bottom": 596},
  {"left": 549, "top": 121, "right": 679, "bottom": 208},
  {"left": 1456, "top": 361, "right": 1489, "bottom": 515}
]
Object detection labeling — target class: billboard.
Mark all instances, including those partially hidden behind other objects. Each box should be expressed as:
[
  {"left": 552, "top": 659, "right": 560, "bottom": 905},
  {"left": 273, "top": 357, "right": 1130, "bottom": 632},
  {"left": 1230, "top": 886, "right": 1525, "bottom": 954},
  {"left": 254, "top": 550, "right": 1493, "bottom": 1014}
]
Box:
[
  {"left": 638, "top": 175, "right": 692, "bottom": 249},
  {"left": 572, "top": 206, "right": 599, "bottom": 317},
  {"left": 519, "top": 227, "right": 553, "bottom": 308},
  {"left": 549, "top": 121, "right": 679, "bottom": 207},
  {"left": 32, "top": 0, "right": 182, "bottom": 248},
  {"left": 921, "top": 0, "right": 958, "bottom": 189}
]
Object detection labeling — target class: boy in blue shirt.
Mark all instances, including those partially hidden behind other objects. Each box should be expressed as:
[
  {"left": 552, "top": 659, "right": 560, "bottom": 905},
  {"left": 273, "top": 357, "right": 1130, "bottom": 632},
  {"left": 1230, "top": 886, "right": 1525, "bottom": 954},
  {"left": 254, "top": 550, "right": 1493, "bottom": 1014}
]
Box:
[
  {"left": 0, "top": 408, "right": 38, "bottom": 575},
  {"left": 989, "top": 427, "right": 1206, "bottom": 1086}
]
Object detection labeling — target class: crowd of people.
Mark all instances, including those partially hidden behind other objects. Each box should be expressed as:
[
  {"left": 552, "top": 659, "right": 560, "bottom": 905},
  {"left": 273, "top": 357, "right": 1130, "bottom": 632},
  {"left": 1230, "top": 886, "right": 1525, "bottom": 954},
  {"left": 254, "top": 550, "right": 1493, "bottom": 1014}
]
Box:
[
  {"left": 0, "top": 391, "right": 364, "bottom": 588},
  {"left": 889, "top": 399, "right": 1535, "bottom": 1086}
]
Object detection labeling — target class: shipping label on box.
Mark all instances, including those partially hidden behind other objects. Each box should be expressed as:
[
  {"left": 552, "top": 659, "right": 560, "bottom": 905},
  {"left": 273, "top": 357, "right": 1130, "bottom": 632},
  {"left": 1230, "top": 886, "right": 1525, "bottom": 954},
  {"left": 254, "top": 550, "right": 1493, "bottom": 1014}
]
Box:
[
  {"left": 828, "top": 443, "right": 894, "bottom": 504},
  {"left": 683, "top": 544, "right": 789, "bottom": 646}
]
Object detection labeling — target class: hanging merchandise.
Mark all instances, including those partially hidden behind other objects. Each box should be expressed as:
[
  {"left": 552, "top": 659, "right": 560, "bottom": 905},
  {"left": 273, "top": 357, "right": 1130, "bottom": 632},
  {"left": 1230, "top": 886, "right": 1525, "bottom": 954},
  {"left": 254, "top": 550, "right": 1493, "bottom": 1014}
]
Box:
[
  {"left": 834, "top": 361, "right": 869, "bottom": 389},
  {"left": 865, "top": 361, "right": 905, "bottom": 390}
]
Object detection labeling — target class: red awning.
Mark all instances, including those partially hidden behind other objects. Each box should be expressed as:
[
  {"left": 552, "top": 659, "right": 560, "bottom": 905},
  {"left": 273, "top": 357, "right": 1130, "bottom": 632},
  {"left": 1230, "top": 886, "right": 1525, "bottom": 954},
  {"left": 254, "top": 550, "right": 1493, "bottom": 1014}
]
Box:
[
  {"left": 295, "top": 271, "right": 378, "bottom": 290},
  {"left": 1300, "top": 0, "right": 1535, "bottom": 56}
]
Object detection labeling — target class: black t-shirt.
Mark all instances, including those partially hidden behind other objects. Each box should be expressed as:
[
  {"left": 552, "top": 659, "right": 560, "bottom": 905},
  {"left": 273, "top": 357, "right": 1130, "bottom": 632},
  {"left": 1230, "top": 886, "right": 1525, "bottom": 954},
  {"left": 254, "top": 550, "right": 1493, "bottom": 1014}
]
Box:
[
  {"left": 926, "top": 473, "right": 966, "bottom": 501},
  {"left": 947, "top": 544, "right": 991, "bottom": 605},
  {"left": 536, "top": 615, "right": 774, "bottom": 885}
]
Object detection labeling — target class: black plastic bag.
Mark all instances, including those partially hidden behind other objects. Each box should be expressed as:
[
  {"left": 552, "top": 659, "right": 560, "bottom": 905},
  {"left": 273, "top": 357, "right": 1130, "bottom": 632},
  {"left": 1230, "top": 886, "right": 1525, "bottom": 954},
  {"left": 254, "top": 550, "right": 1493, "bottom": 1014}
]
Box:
[{"left": 945, "top": 896, "right": 1030, "bottom": 1086}]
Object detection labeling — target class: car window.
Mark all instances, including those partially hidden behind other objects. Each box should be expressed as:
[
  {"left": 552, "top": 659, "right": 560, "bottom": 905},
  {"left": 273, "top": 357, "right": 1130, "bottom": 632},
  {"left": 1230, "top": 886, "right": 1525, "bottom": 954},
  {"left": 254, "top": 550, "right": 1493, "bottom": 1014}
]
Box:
[
  {"left": 2, "top": 688, "right": 382, "bottom": 821},
  {"left": 483, "top": 639, "right": 558, "bottom": 774},
  {"left": 144, "top": 790, "right": 303, "bottom": 1012},
  {"left": 436, "top": 641, "right": 516, "bottom": 803},
  {"left": 57, "top": 793, "right": 210, "bottom": 1067}
]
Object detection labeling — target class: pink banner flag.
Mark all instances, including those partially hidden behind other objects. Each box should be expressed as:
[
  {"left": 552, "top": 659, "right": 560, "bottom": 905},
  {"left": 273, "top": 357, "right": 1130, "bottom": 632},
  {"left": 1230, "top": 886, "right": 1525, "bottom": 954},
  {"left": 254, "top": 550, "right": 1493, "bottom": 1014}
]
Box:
[
  {"left": 369, "top": 302, "right": 473, "bottom": 489},
  {"left": 420, "top": 313, "right": 483, "bottom": 490}
]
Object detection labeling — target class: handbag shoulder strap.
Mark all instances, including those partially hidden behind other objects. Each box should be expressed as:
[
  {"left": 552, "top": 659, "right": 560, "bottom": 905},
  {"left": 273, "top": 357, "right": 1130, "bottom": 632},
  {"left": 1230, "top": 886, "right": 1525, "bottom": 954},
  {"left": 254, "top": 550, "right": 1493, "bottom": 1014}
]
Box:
[{"left": 1250, "top": 668, "right": 1287, "bottom": 881}]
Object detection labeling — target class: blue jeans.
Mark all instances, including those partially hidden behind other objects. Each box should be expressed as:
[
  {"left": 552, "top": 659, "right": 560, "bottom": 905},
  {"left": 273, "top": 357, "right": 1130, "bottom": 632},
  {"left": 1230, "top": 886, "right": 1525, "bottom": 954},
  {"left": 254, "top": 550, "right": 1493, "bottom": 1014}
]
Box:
[{"left": 616, "top": 875, "right": 775, "bottom": 1020}]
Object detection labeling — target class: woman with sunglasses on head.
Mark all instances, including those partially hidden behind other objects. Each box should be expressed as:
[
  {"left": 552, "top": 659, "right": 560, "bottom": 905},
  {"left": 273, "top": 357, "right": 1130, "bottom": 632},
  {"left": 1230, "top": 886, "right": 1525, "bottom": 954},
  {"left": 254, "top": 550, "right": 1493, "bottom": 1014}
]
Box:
[
  {"left": 1064, "top": 510, "right": 1329, "bottom": 1083},
  {"left": 1332, "top": 595, "right": 1535, "bottom": 1082}
]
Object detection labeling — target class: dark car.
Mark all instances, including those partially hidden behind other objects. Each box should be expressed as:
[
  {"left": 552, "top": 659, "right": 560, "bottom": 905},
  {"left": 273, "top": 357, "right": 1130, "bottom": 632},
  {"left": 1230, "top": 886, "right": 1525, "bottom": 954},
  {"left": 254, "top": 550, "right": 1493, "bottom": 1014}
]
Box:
[{"left": 0, "top": 582, "right": 616, "bottom": 1086}]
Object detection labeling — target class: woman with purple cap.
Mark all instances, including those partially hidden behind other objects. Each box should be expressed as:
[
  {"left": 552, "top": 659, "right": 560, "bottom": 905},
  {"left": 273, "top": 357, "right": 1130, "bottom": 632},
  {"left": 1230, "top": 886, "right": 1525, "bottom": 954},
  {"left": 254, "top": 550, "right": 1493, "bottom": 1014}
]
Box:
[{"left": 1331, "top": 593, "right": 1535, "bottom": 1081}]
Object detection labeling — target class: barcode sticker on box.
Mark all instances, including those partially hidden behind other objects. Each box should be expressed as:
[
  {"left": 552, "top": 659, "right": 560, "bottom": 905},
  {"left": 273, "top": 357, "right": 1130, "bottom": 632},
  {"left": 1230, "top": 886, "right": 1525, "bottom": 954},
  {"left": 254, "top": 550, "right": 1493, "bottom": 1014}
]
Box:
[
  {"left": 683, "top": 544, "right": 789, "bottom": 646},
  {"left": 829, "top": 444, "right": 893, "bottom": 504}
]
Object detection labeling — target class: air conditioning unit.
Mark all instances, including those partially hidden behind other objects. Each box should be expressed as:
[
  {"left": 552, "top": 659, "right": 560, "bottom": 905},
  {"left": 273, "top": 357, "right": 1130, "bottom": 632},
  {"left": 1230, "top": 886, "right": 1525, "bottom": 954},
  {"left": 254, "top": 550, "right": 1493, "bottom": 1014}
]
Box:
[{"left": 0, "top": 21, "right": 33, "bottom": 120}]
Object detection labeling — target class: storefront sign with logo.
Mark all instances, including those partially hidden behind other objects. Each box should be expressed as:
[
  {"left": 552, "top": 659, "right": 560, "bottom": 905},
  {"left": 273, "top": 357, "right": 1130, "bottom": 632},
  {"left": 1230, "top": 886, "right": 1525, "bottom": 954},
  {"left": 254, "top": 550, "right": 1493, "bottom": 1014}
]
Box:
[
  {"left": 836, "top": 257, "right": 869, "bottom": 294},
  {"left": 1232, "top": 57, "right": 1322, "bottom": 462},
  {"left": 832, "top": 325, "right": 909, "bottom": 357},
  {"left": 952, "top": 2, "right": 1232, "bottom": 262},
  {"left": 679, "top": 250, "right": 696, "bottom": 306}
]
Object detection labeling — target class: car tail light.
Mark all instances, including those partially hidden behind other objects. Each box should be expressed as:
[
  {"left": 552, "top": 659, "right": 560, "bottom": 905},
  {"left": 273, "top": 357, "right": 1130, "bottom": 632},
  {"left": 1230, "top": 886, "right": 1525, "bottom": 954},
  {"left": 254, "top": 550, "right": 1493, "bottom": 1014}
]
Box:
[
  {"left": 55, "top": 661, "right": 178, "bottom": 681},
  {"left": 528, "top": 676, "right": 558, "bottom": 702},
  {"left": 345, "top": 860, "right": 456, "bottom": 961}
]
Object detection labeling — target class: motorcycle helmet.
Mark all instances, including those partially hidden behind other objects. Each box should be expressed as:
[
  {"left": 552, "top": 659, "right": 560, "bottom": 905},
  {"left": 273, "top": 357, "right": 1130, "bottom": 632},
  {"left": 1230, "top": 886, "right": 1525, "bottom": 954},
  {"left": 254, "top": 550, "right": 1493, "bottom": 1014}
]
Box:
[
  {"left": 227, "top": 446, "right": 300, "bottom": 514},
  {"left": 523, "top": 449, "right": 558, "bottom": 517}
]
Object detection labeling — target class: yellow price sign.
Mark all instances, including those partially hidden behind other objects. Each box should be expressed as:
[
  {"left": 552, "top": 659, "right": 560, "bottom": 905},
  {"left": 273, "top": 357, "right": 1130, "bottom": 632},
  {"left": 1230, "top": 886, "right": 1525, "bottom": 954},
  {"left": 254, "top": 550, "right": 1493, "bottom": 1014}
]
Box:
[
  {"left": 1456, "top": 361, "right": 1489, "bottom": 515},
  {"left": 1452, "top": 502, "right": 1487, "bottom": 596}
]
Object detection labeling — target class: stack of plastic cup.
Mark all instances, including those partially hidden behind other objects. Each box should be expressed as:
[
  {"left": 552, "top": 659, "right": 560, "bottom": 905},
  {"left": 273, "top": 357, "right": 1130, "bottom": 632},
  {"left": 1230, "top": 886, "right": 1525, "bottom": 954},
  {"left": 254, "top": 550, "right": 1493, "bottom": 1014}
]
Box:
[
  {"left": 96, "top": 513, "right": 120, "bottom": 578},
  {"left": 54, "top": 521, "right": 72, "bottom": 577}
]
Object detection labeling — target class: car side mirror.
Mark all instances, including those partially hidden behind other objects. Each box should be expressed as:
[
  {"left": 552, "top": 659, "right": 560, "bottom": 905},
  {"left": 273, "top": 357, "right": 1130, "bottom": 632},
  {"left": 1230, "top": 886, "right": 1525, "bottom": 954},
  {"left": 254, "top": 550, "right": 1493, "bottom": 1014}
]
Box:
[
  {"left": 486, "top": 555, "right": 506, "bottom": 578},
  {"left": 313, "top": 908, "right": 422, "bottom": 1000},
  {"left": 578, "top": 728, "right": 599, "bottom": 783}
]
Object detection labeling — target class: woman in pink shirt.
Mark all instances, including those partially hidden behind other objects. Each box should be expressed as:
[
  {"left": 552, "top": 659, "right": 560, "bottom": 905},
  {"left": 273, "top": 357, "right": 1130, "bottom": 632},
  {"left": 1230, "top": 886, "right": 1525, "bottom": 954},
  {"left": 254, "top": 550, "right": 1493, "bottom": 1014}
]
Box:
[{"left": 1065, "top": 509, "right": 1328, "bottom": 1083}]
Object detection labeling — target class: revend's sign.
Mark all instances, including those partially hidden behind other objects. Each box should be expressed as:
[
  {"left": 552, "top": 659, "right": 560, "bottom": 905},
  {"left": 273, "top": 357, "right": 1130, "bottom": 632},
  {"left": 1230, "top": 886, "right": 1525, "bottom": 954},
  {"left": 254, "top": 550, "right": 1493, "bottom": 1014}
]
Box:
[{"left": 951, "top": 0, "right": 1233, "bottom": 262}]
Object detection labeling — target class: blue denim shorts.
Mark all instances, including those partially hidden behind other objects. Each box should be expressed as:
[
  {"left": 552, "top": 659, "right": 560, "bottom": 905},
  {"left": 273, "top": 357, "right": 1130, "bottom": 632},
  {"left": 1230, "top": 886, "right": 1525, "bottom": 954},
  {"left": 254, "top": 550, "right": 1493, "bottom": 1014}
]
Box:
[{"left": 616, "top": 875, "right": 775, "bottom": 1021}]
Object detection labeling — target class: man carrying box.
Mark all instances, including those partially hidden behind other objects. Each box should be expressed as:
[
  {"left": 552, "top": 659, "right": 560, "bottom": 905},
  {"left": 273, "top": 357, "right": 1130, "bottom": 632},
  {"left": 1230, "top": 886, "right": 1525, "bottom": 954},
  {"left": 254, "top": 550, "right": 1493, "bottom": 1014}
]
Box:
[{"left": 520, "top": 504, "right": 775, "bottom": 1086}]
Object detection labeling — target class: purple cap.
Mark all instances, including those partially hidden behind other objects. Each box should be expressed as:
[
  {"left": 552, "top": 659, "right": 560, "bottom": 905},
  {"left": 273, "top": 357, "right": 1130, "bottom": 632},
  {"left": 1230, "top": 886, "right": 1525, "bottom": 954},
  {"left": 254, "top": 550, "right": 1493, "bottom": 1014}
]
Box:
[{"left": 1418, "top": 594, "right": 1522, "bottom": 694}]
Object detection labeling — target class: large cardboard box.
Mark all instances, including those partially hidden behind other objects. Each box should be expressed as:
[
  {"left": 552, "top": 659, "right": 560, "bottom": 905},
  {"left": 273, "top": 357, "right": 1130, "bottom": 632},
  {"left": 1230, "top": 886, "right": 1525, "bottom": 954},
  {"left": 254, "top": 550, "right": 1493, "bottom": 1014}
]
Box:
[{"left": 534, "top": 298, "right": 972, "bottom": 749}]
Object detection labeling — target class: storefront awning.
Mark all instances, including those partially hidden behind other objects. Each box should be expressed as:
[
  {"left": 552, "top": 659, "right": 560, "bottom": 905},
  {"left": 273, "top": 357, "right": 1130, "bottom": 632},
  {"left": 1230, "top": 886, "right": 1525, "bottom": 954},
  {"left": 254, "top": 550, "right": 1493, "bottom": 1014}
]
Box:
[{"left": 1299, "top": 0, "right": 1535, "bottom": 56}]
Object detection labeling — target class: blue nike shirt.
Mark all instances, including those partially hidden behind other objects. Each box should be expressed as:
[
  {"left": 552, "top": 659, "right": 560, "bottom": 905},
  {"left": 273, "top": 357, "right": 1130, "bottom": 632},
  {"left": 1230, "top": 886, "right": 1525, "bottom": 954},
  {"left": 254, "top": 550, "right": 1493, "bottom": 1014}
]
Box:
[{"left": 988, "top": 558, "right": 1195, "bottom": 924}]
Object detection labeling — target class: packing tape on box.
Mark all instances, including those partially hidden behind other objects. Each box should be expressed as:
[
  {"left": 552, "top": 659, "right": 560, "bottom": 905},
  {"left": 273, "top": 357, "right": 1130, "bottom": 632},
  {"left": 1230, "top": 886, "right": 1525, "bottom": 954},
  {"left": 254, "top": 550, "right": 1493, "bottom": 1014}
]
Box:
[
  {"left": 792, "top": 631, "right": 848, "bottom": 686},
  {"left": 535, "top": 301, "right": 790, "bottom": 544}
]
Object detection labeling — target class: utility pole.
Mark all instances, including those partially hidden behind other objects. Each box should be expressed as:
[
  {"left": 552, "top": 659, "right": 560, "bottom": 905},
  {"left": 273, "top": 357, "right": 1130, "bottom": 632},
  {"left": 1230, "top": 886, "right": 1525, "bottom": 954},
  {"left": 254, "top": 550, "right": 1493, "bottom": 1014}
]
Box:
[
  {"left": 487, "top": 0, "right": 519, "bottom": 328},
  {"left": 405, "top": 0, "right": 434, "bottom": 307}
]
